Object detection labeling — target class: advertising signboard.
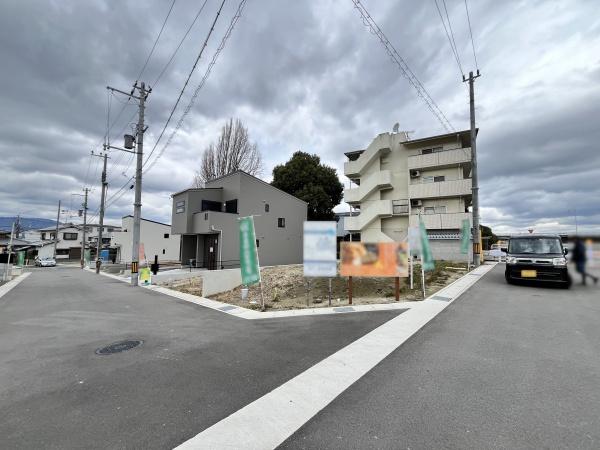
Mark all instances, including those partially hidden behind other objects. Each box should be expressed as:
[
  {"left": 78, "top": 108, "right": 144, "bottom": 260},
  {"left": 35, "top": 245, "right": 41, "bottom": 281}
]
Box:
[
  {"left": 239, "top": 216, "right": 260, "bottom": 286},
  {"left": 340, "top": 242, "right": 409, "bottom": 277},
  {"left": 303, "top": 221, "right": 337, "bottom": 277}
]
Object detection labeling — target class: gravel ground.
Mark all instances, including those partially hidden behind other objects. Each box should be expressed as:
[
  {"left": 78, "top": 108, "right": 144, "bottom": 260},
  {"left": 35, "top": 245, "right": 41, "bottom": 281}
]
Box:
[{"left": 166, "top": 262, "right": 470, "bottom": 311}]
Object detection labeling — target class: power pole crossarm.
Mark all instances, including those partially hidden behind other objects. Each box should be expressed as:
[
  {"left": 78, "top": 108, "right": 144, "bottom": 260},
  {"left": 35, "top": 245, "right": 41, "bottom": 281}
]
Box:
[{"left": 464, "top": 70, "right": 481, "bottom": 267}]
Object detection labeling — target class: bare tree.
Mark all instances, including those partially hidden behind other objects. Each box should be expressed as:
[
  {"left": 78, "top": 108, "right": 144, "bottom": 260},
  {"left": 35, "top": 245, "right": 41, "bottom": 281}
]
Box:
[{"left": 193, "top": 118, "right": 263, "bottom": 186}]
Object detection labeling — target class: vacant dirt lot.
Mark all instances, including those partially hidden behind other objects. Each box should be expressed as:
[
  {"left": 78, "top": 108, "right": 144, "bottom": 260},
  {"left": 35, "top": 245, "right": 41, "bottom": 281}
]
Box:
[{"left": 166, "top": 261, "right": 469, "bottom": 311}]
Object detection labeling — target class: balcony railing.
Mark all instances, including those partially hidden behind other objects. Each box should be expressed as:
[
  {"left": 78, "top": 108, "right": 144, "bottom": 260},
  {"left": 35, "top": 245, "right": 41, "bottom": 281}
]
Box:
[
  {"left": 409, "top": 178, "right": 472, "bottom": 199},
  {"left": 410, "top": 212, "right": 472, "bottom": 229},
  {"left": 408, "top": 147, "right": 472, "bottom": 170}
]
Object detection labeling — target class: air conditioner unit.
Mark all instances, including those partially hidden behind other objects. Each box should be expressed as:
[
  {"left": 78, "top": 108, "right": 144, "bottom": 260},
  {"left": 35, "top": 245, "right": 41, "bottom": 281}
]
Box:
[
  {"left": 410, "top": 170, "right": 420, "bottom": 178},
  {"left": 411, "top": 199, "right": 423, "bottom": 207}
]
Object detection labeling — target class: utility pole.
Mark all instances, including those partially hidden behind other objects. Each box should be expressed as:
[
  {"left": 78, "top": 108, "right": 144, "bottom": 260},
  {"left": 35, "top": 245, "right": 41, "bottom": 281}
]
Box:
[
  {"left": 464, "top": 70, "right": 481, "bottom": 267},
  {"left": 53, "top": 200, "right": 61, "bottom": 259},
  {"left": 80, "top": 188, "right": 89, "bottom": 269},
  {"left": 94, "top": 150, "right": 109, "bottom": 273},
  {"left": 131, "top": 82, "right": 147, "bottom": 286},
  {"left": 106, "top": 81, "right": 149, "bottom": 286},
  {"left": 2, "top": 222, "right": 15, "bottom": 282}
]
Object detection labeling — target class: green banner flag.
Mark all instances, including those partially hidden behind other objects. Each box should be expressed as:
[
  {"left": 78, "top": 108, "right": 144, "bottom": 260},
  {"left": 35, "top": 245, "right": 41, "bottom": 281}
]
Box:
[
  {"left": 419, "top": 218, "right": 435, "bottom": 272},
  {"left": 460, "top": 219, "right": 470, "bottom": 254},
  {"left": 239, "top": 216, "right": 260, "bottom": 286}
]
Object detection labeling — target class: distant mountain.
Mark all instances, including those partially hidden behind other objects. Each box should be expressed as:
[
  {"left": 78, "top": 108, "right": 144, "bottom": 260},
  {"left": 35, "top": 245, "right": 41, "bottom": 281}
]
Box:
[{"left": 0, "top": 217, "right": 56, "bottom": 232}]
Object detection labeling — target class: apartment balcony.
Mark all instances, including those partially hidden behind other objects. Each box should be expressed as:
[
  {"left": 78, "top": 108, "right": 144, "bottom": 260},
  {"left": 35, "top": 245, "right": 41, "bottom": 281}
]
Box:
[
  {"left": 408, "top": 147, "right": 472, "bottom": 171},
  {"left": 410, "top": 212, "right": 472, "bottom": 230},
  {"left": 344, "top": 170, "right": 392, "bottom": 204},
  {"left": 193, "top": 210, "right": 236, "bottom": 234},
  {"left": 344, "top": 199, "right": 393, "bottom": 232},
  {"left": 409, "top": 178, "right": 472, "bottom": 199}
]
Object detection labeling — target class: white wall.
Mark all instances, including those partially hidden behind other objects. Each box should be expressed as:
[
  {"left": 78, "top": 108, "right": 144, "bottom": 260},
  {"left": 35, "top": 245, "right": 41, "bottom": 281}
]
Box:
[{"left": 112, "top": 217, "right": 181, "bottom": 263}]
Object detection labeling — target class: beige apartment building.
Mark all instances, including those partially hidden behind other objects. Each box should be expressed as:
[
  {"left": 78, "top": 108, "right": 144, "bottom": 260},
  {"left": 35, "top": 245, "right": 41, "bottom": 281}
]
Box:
[{"left": 343, "top": 129, "right": 474, "bottom": 260}]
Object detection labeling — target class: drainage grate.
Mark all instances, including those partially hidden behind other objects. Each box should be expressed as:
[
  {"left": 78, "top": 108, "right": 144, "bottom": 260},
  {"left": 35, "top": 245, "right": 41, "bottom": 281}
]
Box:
[
  {"left": 95, "top": 340, "right": 143, "bottom": 355},
  {"left": 430, "top": 295, "right": 452, "bottom": 302},
  {"left": 219, "top": 305, "right": 237, "bottom": 312},
  {"left": 333, "top": 306, "right": 355, "bottom": 313}
]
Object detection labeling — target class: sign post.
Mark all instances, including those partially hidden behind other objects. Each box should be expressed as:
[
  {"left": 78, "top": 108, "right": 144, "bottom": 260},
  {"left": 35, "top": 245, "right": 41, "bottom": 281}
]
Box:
[
  {"left": 461, "top": 218, "right": 471, "bottom": 270},
  {"left": 239, "top": 216, "right": 263, "bottom": 310},
  {"left": 419, "top": 217, "right": 434, "bottom": 298},
  {"left": 303, "top": 221, "right": 337, "bottom": 308}
]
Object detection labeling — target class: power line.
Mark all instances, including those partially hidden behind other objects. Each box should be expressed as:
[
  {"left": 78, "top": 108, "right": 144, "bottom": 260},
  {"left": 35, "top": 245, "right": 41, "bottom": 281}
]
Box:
[
  {"left": 142, "top": 0, "right": 229, "bottom": 169},
  {"left": 144, "top": 0, "right": 249, "bottom": 173},
  {"left": 442, "top": 0, "right": 464, "bottom": 76},
  {"left": 136, "top": 0, "right": 177, "bottom": 83},
  {"left": 433, "top": 0, "right": 463, "bottom": 78},
  {"left": 152, "top": 0, "right": 210, "bottom": 88},
  {"left": 350, "top": 0, "right": 454, "bottom": 132},
  {"left": 464, "top": 0, "right": 479, "bottom": 70}
]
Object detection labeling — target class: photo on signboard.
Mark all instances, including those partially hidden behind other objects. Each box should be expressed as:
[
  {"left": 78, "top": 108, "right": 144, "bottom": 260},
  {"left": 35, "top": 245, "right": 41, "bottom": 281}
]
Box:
[{"left": 340, "top": 242, "right": 408, "bottom": 277}]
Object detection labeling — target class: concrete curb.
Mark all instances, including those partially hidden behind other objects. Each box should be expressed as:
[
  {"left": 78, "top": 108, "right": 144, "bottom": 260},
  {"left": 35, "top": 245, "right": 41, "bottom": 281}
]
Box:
[
  {"left": 88, "top": 263, "right": 498, "bottom": 320},
  {"left": 0, "top": 272, "right": 32, "bottom": 299}
]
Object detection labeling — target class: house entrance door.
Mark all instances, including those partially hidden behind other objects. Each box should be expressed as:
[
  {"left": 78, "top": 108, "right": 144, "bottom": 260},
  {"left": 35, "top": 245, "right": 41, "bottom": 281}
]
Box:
[{"left": 203, "top": 234, "right": 218, "bottom": 270}]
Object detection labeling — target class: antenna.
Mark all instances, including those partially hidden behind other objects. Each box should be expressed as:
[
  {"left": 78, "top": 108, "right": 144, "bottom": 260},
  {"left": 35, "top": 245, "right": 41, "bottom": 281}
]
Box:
[{"left": 392, "top": 123, "right": 400, "bottom": 133}]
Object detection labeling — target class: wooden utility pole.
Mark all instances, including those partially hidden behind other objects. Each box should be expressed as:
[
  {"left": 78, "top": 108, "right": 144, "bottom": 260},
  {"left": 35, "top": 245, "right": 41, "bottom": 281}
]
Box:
[{"left": 463, "top": 69, "right": 481, "bottom": 267}]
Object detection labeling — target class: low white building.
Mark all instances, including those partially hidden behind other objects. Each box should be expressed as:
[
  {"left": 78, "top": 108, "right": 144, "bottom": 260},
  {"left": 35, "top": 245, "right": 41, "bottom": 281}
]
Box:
[
  {"left": 111, "top": 216, "right": 180, "bottom": 264},
  {"left": 28, "top": 223, "right": 121, "bottom": 260}
]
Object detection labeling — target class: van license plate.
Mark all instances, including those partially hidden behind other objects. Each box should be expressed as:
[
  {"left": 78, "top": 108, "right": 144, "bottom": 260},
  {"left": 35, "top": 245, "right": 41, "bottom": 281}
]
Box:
[{"left": 521, "top": 270, "right": 537, "bottom": 278}]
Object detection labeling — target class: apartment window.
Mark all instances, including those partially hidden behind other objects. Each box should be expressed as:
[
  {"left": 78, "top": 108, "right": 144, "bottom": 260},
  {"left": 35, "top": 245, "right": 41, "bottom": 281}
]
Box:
[
  {"left": 434, "top": 175, "right": 445, "bottom": 182},
  {"left": 50, "top": 232, "right": 55, "bottom": 240},
  {"left": 164, "top": 233, "right": 170, "bottom": 239},
  {"left": 102, "top": 238, "right": 110, "bottom": 244},
  {"left": 88, "top": 237, "right": 94, "bottom": 241},
  {"left": 41, "top": 232, "right": 46, "bottom": 240},
  {"left": 435, "top": 206, "right": 447, "bottom": 214},
  {"left": 63, "top": 232, "right": 78, "bottom": 240},
  {"left": 392, "top": 200, "right": 409, "bottom": 215},
  {"left": 422, "top": 146, "right": 443, "bottom": 154},
  {"left": 424, "top": 207, "right": 436, "bottom": 215},
  {"left": 422, "top": 175, "right": 434, "bottom": 183},
  {"left": 265, "top": 203, "right": 270, "bottom": 213},
  {"left": 278, "top": 218, "right": 285, "bottom": 228},
  {"left": 162, "top": 249, "right": 166, "bottom": 255},
  {"left": 176, "top": 200, "right": 185, "bottom": 214}
]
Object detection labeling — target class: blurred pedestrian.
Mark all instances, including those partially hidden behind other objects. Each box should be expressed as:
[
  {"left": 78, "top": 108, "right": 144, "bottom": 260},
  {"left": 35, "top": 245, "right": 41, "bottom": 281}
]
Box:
[{"left": 572, "top": 237, "right": 598, "bottom": 285}]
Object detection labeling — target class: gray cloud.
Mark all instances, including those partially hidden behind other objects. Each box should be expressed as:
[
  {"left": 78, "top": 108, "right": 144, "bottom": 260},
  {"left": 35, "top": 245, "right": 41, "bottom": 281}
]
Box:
[{"left": 0, "top": 0, "right": 598, "bottom": 235}]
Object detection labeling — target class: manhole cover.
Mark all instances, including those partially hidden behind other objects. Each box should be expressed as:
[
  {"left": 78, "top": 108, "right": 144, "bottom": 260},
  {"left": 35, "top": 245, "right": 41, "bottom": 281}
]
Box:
[{"left": 95, "top": 340, "right": 143, "bottom": 355}]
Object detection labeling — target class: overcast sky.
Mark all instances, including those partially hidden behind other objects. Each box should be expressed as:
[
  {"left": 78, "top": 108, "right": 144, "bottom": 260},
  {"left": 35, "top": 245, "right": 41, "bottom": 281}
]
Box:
[{"left": 1, "top": 0, "right": 598, "bottom": 234}]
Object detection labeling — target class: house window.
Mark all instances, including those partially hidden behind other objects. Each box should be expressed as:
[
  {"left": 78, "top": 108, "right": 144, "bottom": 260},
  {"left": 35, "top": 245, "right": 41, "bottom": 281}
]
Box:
[
  {"left": 201, "top": 200, "right": 221, "bottom": 212},
  {"left": 41, "top": 232, "right": 46, "bottom": 240},
  {"left": 278, "top": 218, "right": 285, "bottom": 228},
  {"left": 50, "top": 232, "right": 55, "bottom": 239},
  {"left": 176, "top": 200, "right": 185, "bottom": 214},
  {"left": 225, "top": 199, "right": 238, "bottom": 214},
  {"left": 107, "top": 228, "right": 114, "bottom": 233},
  {"left": 162, "top": 249, "right": 166, "bottom": 254},
  {"left": 102, "top": 238, "right": 110, "bottom": 244},
  {"left": 435, "top": 206, "right": 447, "bottom": 214},
  {"left": 88, "top": 237, "right": 94, "bottom": 241},
  {"left": 424, "top": 207, "right": 436, "bottom": 215},
  {"left": 56, "top": 249, "right": 70, "bottom": 255},
  {"left": 434, "top": 176, "right": 445, "bottom": 182},
  {"left": 63, "top": 232, "right": 78, "bottom": 240},
  {"left": 164, "top": 233, "right": 170, "bottom": 238},
  {"left": 265, "top": 203, "right": 270, "bottom": 213},
  {"left": 256, "top": 239, "right": 260, "bottom": 248}
]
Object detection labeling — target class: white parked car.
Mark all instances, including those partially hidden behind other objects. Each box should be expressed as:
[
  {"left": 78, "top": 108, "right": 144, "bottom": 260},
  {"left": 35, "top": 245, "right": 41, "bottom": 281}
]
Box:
[{"left": 35, "top": 257, "right": 56, "bottom": 267}]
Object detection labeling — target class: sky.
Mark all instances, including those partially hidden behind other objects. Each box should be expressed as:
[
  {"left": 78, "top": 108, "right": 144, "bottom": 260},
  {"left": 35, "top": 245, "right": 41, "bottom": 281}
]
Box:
[{"left": 0, "top": 0, "right": 598, "bottom": 235}]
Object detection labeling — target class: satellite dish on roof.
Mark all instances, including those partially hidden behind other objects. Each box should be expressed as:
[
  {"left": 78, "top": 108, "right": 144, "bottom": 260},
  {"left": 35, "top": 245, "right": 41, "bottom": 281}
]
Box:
[{"left": 392, "top": 123, "right": 400, "bottom": 133}]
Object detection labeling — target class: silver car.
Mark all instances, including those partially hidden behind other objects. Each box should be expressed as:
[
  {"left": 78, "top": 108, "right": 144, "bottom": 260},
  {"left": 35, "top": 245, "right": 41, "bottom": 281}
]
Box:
[{"left": 35, "top": 257, "right": 56, "bottom": 267}]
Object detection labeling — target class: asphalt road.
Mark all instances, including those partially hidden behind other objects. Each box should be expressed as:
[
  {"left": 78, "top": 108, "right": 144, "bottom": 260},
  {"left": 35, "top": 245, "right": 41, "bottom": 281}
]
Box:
[
  {"left": 281, "top": 264, "right": 600, "bottom": 449},
  {"left": 0, "top": 267, "right": 402, "bottom": 449}
]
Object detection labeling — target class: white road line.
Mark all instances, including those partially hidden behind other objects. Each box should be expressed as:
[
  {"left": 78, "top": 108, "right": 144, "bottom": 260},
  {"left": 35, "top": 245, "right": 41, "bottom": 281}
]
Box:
[
  {"left": 0, "top": 272, "right": 31, "bottom": 299},
  {"left": 175, "top": 263, "right": 496, "bottom": 449}
]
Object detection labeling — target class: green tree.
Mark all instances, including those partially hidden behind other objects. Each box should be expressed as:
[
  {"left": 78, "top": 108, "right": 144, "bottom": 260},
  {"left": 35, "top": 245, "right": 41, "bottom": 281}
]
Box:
[
  {"left": 272, "top": 152, "right": 343, "bottom": 220},
  {"left": 480, "top": 224, "right": 498, "bottom": 250}
]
